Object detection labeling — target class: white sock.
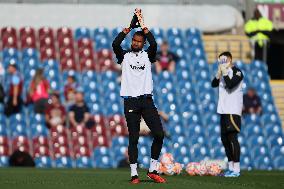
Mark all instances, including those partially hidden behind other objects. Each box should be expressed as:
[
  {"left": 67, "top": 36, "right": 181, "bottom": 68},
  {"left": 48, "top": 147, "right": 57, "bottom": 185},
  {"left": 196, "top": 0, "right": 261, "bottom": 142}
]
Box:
[
  {"left": 149, "top": 158, "right": 158, "bottom": 172},
  {"left": 130, "top": 163, "right": 138, "bottom": 177},
  {"left": 228, "top": 161, "right": 234, "bottom": 171},
  {"left": 233, "top": 162, "right": 240, "bottom": 173}
]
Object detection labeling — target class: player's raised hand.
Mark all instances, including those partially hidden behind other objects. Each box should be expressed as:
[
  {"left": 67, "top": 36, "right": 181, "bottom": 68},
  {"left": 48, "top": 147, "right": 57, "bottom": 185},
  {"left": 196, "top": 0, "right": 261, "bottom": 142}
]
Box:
[
  {"left": 218, "top": 55, "right": 229, "bottom": 76},
  {"left": 218, "top": 55, "right": 227, "bottom": 65},
  {"left": 129, "top": 10, "right": 140, "bottom": 30},
  {"left": 215, "top": 64, "right": 222, "bottom": 79},
  {"left": 135, "top": 8, "right": 146, "bottom": 29}
]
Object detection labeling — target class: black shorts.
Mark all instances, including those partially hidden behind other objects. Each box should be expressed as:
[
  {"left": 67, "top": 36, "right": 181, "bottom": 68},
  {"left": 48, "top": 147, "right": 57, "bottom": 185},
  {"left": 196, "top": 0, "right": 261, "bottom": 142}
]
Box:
[{"left": 220, "top": 114, "right": 241, "bottom": 134}]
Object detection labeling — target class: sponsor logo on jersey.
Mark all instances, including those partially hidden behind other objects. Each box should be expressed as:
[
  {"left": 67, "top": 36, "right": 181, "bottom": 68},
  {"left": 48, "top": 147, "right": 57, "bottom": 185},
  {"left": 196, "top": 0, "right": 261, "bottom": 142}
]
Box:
[{"left": 130, "top": 64, "right": 145, "bottom": 71}]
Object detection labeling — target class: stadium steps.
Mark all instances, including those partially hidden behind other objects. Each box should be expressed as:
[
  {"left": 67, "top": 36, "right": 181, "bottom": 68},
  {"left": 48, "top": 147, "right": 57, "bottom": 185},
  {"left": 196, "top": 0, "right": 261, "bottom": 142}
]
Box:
[
  {"left": 203, "top": 35, "right": 251, "bottom": 63},
  {"left": 271, "top": 80, "right": 284, "bottom": 128}
]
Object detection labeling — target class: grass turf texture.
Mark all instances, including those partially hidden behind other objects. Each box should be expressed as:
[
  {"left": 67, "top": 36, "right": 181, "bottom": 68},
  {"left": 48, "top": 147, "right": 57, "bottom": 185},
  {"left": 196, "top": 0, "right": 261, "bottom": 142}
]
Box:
[{"left": 0, "top": 168, "right": 283, "bottom": 189}]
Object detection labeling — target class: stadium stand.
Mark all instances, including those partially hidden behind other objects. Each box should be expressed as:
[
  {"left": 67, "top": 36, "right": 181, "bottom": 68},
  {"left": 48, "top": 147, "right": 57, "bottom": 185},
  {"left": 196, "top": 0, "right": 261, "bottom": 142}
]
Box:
[{"left": 0, "top": 26, "right": 283, "bottom": 170}]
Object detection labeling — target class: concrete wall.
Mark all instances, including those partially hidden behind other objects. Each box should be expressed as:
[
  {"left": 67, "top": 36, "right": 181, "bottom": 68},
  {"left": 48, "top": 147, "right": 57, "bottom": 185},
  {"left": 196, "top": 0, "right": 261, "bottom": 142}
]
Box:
[{"left": 0, "top": 4, "right": 244, "bottom": 32}]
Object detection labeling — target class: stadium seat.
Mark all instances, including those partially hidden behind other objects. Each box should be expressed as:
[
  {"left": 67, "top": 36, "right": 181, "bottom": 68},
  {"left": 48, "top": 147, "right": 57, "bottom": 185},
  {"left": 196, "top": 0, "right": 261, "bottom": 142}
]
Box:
[
  {"left": 113, "top": 146, "right": 128, "bottom": 167},
  {"left": 0, "top": 124, "right": 8, "bottom": 136},
  {"left": 261, "top": 113, "right": 281, "bottom": 125},
  {"left": 273, "top": 156, "right": 284, "bottom": 170},
  {"left": 57, "top": 27, "right": 72, "bottom": 41},
  {"left": 137, "top": 136, "right": 151, "bottom": 147},
  {"left": 0, "top": 146, "right": 9, "bottom": 156},
  {"left": 32, "top": 136, "right": 49, "bottom": 148},
  {"left": 253, "top": 156, "right": 272, "bottom": 170},
  {"left": 12, "top": 136, "right": 30, "bottom": 152},
  {"left": 30, "top": 114, "right": 46, "bottom": 124},
  {"left": 76, "top": 156, "right": 93, "bottom": 168},
  {"left": 111, "top": 136, "right": 128, "bottom": 147},
  {"left": 78, "top": 38, "right": 93, "bottom": 49},
  {"left": 240, "top": 155, "right": 253, "bottom": 170},
  {"left": 173, "top": 145, "right": 190, "bottom": 158},
  {"left": 94, "top": 27, "right": 109, "bottom": 39},
  {"left": 31, "top": 124, "right": 49, "bottom": 138},
  {"left": 34, "top": 146, "right": 51, "bottom": 158},
  {"left": 94, "top": 156, "right": 113, "bottom": 168},
  {"left": 209, "top": 146, "right": 225, "bottom": 159},
  {"left": 150, "top": 27, "right": 164, "bottom": 38},
  {"left": 35, "top": 156, "right": 53, "bottom": 168},
  {"left": 251, "top": 145, "right": 269, "bottom": 158},
  {"left": 40, "top": 47, "right": 56, "bottom": 61},
  {"left": 0, "top": 136, "right": 9, "bottom": 146},
  {"left": 2, "top": 35, "right": 17, "bottom": 48},
  {"left": 72, "top": 136, "right": 89, "bottom": 148},
  {"left": 93, "top": 135, "right": 109, "bottom": 148},
  {"left": 1, "top": 26, "right": 17, "bottom": 38},
  {"left": 39, "top": 27, "right": 54, "bottom": 39},
  {"left": 70, "top": 125, "right": 89, "bottom": 137},
  {"left": 50, "top": 125, "right": 68, "bottom": 139},
  {"left": 138, "top": 145, "right": 150, "bottom": 157},
  {"left": 167, "top": 28, "right": 183, "bottom": 39},
  {"left": 191, "top": 145, "right": 210, "bottom": 162},
  {"left": 20, "top": 26, "right": 35, "bottom": 39},
  {"left": 247, "top": 135, "right": 266, "bottom": 148},
  {"left": 271, "top": 146, "right": 284, "bottom": 158},
  {"left": 55, "top": 156, "right": 73, "bottom": 168},
  {"left": 60, "top": 57, "right": 77, "bottom": 71},
  {"left": 0, "top": 156, "right": 9, "bottom": 167},
  {"left": 168, "top": 124, "right": 184, "bottom": 136},
  {"left": 75, "top": 27, "right": 91, "bottom": 40},
  {"left": 267, "top": 135, "right": 283, "bottom": 148},
  {"left": 74, "top": 146, "right": 91, "bottom": 158},
  {"left": 53, "top": 146, "right": 71, "bottom": 158},
  {"left": 11, "top": 124, "right": 29, "bottom": 138},
  {"left": 108, "top": 115, "right": 128, "bottom": 136},
  {"left": 79, "top": 58, "right": 95, "bottom": 71}
]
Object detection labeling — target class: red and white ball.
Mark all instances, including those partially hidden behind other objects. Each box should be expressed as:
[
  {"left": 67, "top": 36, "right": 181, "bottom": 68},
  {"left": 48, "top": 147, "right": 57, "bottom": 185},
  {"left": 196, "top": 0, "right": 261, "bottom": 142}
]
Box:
[
  {"left": 160, "top": 153, "right": 174, "bottom": 166},
  {"left": 186, "top": 162, "right": 199, "bottom": 176}
]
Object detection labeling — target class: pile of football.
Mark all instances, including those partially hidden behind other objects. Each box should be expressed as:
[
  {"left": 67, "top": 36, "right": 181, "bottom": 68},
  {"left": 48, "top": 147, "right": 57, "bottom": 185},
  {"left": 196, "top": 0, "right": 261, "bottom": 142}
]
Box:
[
  {"left": 186, "top": 162, "right": 222, "bottom": 176},
  {"left": 157, "top": 153, "right": 184, "bottom": 175}
]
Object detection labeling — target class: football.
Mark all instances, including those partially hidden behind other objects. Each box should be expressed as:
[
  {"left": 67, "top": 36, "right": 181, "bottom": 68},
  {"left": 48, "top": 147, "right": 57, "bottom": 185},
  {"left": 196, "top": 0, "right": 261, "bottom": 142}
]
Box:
[{"left": 186, "top": 162, "right": 199, "bottom": 176}]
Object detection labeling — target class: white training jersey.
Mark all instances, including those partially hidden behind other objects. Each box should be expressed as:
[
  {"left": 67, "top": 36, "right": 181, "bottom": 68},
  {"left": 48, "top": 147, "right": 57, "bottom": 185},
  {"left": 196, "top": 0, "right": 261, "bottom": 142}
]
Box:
[
  {"left": 112, "top": 31, "right": 157, "bottom": 97},
  {"left": 213, "top": 66, "right": 244, "bottom": 116},
  {"left": 120, "top": 50, "right": 153, "bottom": 97}
]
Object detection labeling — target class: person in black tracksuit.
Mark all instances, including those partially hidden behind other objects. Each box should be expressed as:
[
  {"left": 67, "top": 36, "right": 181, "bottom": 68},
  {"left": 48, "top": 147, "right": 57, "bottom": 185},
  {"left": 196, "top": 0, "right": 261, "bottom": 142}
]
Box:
[
  {"left": 211, "top": 51, "right": 244, "bottom": 177},
  {"left": 112, "top": 9, "right": 166, "bottom": 184}
]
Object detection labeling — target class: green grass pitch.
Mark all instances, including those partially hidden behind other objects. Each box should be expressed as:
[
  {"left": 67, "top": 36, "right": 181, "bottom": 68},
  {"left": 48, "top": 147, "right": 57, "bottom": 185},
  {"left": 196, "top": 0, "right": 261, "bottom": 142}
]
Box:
[{"left": 0, "top": 168, "right": 283, "bottom": 189}]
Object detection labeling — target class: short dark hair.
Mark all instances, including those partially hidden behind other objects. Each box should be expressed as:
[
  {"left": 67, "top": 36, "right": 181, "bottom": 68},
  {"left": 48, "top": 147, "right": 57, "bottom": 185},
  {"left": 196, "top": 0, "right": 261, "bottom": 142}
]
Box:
[
  {"left": 219, "top": 51, "right": 232, "bottom": 59},
  {"left": 162, "top": 41, "right": 168, "bottom": 45},
  {"left": 133, "top": 31, "right": 146, "bottom": 42},
  {"left": 51, "top": 91, "right": 60, "bottom": 99},
  {"left": 8, "top": 63, "right": 17, "bottom": 69}
]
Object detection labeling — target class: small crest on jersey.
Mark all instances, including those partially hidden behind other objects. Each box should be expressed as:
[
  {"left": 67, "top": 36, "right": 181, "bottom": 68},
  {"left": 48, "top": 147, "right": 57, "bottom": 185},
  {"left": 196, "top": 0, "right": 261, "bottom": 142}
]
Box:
[
  {"left": 129, "top": 110, "right": 133, "bottom": 112},
  {"left": 236, "top": 71, "right": 241, "bottom": 76}
]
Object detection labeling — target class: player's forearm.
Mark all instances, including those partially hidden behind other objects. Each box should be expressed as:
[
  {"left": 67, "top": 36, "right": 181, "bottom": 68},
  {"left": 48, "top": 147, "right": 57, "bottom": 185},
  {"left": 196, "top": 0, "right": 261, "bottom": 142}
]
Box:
[
  {"left": 112, "top": 31, "right": 128, "bottom": 64},
  {"left": 112, "top": 31, "right": 126, "bottom": 50},
  {"left": 223, "top": 75, "right": 242, "bottom": 89},
  {"left": 145, "top": 31, "right": 157, "bottom": 63},
  {"left": 145, "top": 31, "right": 157, "bottom": 50}
]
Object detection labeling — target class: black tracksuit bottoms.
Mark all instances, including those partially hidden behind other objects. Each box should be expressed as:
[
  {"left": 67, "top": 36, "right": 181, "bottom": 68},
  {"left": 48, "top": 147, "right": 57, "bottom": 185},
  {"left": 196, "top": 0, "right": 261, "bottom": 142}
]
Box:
[{"left": 124, "top": 96, "right": 164, "bottom": 164}]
